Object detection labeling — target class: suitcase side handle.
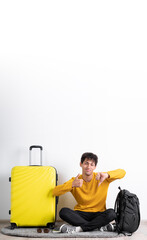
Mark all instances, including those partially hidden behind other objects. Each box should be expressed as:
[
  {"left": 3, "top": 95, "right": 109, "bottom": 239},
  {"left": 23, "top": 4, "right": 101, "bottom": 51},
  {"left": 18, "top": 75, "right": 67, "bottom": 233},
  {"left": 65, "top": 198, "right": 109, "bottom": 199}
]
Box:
[{"left": 29, "top": 145, "right": 43, "bottom": 166}]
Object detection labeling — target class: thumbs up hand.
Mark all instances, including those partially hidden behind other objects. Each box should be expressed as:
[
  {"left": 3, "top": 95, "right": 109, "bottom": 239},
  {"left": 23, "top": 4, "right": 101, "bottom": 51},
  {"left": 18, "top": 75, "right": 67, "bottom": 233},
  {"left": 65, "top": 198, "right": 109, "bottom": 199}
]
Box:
[{"left": 72, "top": 174, "right": 83, "bottom": 188}]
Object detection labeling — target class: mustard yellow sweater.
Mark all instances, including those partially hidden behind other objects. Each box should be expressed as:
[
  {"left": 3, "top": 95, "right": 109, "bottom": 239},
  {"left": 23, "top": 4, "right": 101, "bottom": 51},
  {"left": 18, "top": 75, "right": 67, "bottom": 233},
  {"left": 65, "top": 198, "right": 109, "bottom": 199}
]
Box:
[{"left": 53, "top": 169, "right": 126, "bottom": 212}]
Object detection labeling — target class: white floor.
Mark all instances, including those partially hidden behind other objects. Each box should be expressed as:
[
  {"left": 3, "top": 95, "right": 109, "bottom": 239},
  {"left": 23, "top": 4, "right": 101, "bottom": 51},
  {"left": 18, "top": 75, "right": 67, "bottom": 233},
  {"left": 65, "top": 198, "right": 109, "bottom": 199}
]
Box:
[{"left": 0, "top": 221, "right": 147, "bottom": 240}]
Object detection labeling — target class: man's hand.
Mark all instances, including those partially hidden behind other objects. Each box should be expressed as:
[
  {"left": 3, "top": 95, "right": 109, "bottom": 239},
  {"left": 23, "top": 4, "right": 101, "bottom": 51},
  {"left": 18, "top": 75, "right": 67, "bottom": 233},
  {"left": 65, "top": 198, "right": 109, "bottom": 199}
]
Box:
[
  {"left": 96, "top": 172, "right": 109, "bottom": 187},
  {"left": 72, "top": 174, "right": 83, "bottom": 188}
]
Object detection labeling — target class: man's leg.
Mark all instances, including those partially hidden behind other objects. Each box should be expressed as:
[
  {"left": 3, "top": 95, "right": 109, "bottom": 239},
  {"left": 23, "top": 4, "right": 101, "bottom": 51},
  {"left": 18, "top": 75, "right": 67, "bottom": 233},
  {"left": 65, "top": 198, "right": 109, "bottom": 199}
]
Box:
[
  {"left": 59, "top": 207, "right": 88, "bottom": 226},
  {"left": 59, "top": 208, "right": 116, "bottom": 232},
  {"left": 80, "top": 208, "right": 116, "bottom": 232}
]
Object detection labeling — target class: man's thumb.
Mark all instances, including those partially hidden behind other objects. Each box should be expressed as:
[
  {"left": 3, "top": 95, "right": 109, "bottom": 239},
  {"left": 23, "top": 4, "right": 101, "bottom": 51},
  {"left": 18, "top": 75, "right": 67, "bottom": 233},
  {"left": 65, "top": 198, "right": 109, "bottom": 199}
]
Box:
[
  {"left": 75, "top": 173, "right": 80, "bottom": 179},
  {"left": 98, "top": 181, "right": 102, "bottom": 187}
]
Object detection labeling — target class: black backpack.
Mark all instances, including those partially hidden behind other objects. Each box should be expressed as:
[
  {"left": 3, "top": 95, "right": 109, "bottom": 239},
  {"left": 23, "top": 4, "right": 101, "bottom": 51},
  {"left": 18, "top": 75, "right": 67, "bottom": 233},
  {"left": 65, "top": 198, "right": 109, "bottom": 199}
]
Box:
[{"left": 114, "top": 187, "right": 140, "bottom": 236}]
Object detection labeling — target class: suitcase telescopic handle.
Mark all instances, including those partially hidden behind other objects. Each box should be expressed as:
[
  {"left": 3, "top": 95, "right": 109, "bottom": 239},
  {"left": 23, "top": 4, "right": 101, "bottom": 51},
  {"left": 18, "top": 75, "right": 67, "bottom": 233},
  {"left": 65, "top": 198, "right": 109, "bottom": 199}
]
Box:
[
  {"left": 29, "top": 145, "right": 43, "bottom": 166},
  {"left": 29, "top": 145, "right": 43, "bottom": 151}
]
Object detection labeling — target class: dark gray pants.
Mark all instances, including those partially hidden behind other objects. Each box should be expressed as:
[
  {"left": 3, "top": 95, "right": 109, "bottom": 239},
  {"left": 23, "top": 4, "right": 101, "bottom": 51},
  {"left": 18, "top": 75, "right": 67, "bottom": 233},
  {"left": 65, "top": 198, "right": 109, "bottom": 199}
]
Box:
[{"left": 59, "top": 207, "right": 116, "bottom": 232}]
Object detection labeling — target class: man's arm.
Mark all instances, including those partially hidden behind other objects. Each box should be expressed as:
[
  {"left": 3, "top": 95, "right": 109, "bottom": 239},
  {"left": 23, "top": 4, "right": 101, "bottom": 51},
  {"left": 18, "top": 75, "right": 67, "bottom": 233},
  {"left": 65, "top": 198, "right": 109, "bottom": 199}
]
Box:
[
  {"left": 52, "top": 174, "right": 83, "bottom": 196},
  {"left": 52, "top": 178, "right": 73, "bottom": 196},
  {"left": 96, "top": 169, "right": 126, "bottom": 186},
  {"left": 106, "top": 169, "right": 126, "bottom": 183}
]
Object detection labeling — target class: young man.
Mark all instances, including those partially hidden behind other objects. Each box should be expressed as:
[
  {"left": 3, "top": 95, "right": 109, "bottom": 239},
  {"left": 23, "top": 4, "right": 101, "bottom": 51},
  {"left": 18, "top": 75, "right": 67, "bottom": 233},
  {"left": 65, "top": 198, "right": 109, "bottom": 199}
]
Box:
[{"left": 53, "top": 152, "right": 126, "bottom": 233}]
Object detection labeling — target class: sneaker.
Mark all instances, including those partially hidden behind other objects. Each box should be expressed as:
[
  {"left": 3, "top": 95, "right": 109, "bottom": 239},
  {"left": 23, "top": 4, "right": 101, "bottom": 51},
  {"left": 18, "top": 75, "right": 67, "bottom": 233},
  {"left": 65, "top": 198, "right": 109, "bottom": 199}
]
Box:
[
  {"left": 59, "top": 224, "right": 76, "bottom": 233},
  {"left": 52, "top": 224, "right": 63, "bottom": 233},
  {"left": 100, "top": 223, "right": 116, "bottom": 232}
]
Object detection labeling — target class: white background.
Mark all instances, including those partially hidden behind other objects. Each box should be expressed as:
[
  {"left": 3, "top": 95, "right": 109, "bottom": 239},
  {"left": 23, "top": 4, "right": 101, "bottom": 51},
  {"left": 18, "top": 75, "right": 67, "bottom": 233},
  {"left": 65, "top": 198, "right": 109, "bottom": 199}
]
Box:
[{"left": 0, "top": 0, "right": 147, "bottom": 220}]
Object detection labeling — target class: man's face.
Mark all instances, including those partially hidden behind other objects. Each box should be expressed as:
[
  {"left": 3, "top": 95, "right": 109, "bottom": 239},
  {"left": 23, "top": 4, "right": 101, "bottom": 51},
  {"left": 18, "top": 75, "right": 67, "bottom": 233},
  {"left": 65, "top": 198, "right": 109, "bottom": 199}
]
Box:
[{"left": 80, "top": 158, "right": 96, "bottom": 176}]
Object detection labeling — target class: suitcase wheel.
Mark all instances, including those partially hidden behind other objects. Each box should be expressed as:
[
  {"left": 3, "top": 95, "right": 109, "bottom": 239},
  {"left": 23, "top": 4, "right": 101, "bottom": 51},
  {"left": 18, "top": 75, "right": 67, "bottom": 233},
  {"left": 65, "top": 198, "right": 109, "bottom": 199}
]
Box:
[
  {"left": 47, "top": 223, "right": 55, "bottom": 229},
  {"left": 11, "top": 223, "right": 17, "bottom": 229}
]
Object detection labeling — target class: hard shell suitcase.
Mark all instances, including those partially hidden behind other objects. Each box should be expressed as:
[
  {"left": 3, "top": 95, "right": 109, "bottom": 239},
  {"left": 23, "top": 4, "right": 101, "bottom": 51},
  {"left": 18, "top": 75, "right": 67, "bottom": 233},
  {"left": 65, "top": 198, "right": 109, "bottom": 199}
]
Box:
[{"left": 9, "top": 145, "right": 58, "bottom": 228}]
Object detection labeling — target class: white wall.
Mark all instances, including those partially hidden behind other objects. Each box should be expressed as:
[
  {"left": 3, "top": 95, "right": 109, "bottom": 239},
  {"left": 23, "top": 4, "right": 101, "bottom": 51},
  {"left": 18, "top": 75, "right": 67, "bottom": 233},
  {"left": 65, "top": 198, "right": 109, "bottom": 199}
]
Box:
[{"left": 0, "top": 0, "right": 147, "bottom": 220}]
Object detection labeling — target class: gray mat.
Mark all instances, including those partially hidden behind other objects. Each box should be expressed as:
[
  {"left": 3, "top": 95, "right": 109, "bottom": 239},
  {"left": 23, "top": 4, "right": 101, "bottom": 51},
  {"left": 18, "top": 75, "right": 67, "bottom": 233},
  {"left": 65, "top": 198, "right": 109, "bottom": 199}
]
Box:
[{"left": 1, "top": 226, "right": 124, "bottom": 238}]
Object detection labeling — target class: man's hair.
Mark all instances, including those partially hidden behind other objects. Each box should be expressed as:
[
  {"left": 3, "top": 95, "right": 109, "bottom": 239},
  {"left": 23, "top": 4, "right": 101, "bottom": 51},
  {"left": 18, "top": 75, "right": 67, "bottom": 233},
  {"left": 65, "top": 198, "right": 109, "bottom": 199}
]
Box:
[{"left": 80, "top": 152, "right": 98, "bottom": 166}]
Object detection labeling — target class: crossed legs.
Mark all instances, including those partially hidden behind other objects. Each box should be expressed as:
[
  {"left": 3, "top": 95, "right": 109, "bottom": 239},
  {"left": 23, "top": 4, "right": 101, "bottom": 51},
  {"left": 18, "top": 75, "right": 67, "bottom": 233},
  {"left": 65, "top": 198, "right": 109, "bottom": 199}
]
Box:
[{"left": 59, "top": 207, "right": 116, "bottom": 232}]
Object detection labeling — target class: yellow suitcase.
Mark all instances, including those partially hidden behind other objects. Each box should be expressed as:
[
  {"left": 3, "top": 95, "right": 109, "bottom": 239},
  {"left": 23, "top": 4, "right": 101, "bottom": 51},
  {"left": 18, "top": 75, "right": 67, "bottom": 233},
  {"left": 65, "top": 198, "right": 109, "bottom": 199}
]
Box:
[{"left": 10, "top": 146, "right": 58, "bottom": 228}]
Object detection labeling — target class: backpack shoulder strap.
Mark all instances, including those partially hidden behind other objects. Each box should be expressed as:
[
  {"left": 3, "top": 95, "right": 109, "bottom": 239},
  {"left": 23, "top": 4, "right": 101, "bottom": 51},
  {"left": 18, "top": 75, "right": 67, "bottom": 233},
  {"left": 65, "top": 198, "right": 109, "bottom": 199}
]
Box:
[{"left": 114, "top": 187, "right": 122, "bottom": 216}]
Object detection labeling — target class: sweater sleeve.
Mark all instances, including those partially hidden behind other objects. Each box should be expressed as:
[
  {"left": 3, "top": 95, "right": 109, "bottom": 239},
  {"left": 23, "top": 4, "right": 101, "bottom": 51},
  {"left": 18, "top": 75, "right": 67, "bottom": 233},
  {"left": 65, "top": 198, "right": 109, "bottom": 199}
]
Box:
[
  {"left": 106, "top": 169, "right": 126, "bottom": 183},
  {"left": 52, "top": 178, "right": 74, "bottom": 196}
]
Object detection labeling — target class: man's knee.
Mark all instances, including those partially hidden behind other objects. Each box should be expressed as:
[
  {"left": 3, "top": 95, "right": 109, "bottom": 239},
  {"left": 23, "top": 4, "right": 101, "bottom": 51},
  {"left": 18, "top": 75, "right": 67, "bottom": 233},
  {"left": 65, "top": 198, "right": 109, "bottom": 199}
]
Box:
[
  {"left": 106, "top": 208, "right": 116, "bottom": 221},
  {"left": 59, "top": 207, "right": 70, "bottom": 219}
]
